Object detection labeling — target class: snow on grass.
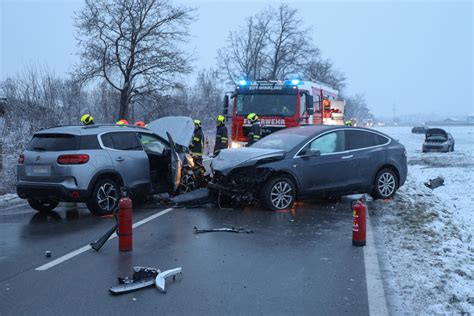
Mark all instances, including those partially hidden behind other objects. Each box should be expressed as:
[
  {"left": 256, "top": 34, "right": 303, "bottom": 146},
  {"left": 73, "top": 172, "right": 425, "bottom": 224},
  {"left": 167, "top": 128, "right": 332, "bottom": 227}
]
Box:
[{"left": 371, "top": 126, "right": 474, "bottom": 314}]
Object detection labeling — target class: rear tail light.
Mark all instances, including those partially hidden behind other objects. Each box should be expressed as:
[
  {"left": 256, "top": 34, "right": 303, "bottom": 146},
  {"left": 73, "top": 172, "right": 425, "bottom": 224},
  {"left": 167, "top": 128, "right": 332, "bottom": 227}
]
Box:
[
  {"left": 57, "top": 154, "right": 89, "bottom": 165},
  {"left": 18, "top": 154, "right": 25, "bottom": 164}
]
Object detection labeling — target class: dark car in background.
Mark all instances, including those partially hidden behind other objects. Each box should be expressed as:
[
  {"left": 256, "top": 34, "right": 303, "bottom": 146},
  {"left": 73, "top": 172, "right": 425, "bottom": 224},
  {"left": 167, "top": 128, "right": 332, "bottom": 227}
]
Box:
[
  {"left": 422, "top": 128, "right": 455, "bottom": 152},
  {"left": 210, "top": 126, "right": 407, "bottom": 211},
  {"left": 411, "top": 126, "right": 429, "bottom": 134}
]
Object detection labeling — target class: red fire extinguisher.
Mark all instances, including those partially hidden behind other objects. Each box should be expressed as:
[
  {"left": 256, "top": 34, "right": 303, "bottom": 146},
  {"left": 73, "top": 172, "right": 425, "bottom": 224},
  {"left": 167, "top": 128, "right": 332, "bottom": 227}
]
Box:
[
  {"left": 352, "top": 198, "right": 367, "bottom": 247},
  {"left": 117, "top": 188, "right": 133, "bottom": 252}
]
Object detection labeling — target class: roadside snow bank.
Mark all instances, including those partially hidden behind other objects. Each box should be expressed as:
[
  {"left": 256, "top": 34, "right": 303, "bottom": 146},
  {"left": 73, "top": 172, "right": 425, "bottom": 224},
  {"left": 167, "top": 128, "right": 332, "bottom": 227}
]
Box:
[
  {"left": 371, "top": 126, "right": 473, "bottom": 314},
  {"left": 0, "top": 193, "right": 23, "bottom": 208}
]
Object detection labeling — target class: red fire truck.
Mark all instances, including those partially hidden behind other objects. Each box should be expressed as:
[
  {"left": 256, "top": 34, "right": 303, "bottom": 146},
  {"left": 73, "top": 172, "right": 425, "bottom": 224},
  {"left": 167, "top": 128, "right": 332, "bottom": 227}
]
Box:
[{"left": 223, "top": 78, "right": 345, "bottom": 147}]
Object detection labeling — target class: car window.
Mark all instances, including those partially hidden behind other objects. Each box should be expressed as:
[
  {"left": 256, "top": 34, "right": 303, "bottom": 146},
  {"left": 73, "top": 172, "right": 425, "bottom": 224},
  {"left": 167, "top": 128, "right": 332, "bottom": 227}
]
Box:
[
  {"left": 101, "top": 132, "right": 143, "bottom": 151},
  {"left": 346, "top": 130, "right": 389, "bottom": 150},
  {"left": 28, "top": 134, "right": 78, "bottom": 151},
  {"left": 138, "top": 133, "right": 167, "bottom": 155},
  {"left": 79, "top": 135, "right": 101, "bottom": 150},
  {"left": 302, "top": 131, "right": 345, "bottom": 154}
]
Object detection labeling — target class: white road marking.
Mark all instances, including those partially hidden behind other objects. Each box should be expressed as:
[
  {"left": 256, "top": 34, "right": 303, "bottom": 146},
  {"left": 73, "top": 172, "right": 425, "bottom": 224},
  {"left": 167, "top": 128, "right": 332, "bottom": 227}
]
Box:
[
  {"left": 35, "top": 208, "right": 174, "bottom": 271},
  {"left": 0, "top": 203, "right": 28, "bottom": 213},
  {"left": 364, "top": 212, "right": 389, "bottom": 316}
]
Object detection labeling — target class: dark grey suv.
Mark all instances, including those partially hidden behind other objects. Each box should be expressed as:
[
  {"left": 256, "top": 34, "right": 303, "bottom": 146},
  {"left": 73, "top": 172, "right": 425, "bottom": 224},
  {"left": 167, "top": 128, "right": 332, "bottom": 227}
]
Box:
[
  {"left": 17, "top": 117, "right": 195, "bottom": 215},
  {"left": 210, "top": 125, "right": 407, "bottom": 211}
]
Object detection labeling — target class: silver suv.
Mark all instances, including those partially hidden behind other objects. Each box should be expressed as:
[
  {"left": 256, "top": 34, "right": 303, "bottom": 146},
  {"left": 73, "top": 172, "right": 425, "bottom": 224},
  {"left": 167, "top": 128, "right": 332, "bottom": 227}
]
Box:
[{"left": 17, "top": 116, "right": 195, "bottom": 215}]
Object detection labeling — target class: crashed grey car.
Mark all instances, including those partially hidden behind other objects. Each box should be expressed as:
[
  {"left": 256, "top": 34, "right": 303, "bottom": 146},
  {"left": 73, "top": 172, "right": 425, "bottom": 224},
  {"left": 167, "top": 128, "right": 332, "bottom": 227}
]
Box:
[
  {"left": 17, "top": 116, "right": 197, "bottom": 215},
  {"left": 209, "top": 125, "right": 407, "bottom": 211},
  {"left": 422, "top": 128, "right": 455, "bottom": 152}
]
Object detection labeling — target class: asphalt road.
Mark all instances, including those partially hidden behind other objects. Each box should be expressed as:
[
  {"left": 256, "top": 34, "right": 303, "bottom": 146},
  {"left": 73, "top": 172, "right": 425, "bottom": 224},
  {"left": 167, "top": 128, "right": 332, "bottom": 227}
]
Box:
[{"left": 0, "top": 198, "right": 371, "bottom": 315}]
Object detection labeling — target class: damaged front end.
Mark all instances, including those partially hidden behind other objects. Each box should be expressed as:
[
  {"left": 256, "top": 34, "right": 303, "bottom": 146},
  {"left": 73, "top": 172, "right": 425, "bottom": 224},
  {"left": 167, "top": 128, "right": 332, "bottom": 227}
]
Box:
[{"left": 209, "top": 147, "right": 286, "bottom": 204}]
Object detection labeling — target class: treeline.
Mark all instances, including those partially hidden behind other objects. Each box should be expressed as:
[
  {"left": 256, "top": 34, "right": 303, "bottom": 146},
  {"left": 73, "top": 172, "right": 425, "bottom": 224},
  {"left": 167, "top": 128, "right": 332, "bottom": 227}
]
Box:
[{"left": 0, "top": 0, "right": 373, "bottom": 193}]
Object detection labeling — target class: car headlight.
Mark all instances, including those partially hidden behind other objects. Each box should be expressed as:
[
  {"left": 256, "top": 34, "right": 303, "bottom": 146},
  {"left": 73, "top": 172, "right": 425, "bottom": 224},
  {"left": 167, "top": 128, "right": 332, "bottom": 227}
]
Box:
[{"left": 231, "top": 141, "right": 245, "bottom": 149}]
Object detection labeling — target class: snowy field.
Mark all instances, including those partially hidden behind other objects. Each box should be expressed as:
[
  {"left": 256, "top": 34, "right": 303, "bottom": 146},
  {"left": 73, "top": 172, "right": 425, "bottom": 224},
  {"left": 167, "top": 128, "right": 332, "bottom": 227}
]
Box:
[{"left": 371, "top": 126, "right": 473, "bottom": 314}]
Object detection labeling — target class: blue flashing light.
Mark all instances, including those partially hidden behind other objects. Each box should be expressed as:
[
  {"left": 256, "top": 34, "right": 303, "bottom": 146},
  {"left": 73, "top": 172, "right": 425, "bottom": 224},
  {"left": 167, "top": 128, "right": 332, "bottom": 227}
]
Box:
[
  {"left": 291, "top": 79, "right": 300, "bottom": 85},
  {"left": 238, "top": 79, "right": 250, "bottom": 86}
]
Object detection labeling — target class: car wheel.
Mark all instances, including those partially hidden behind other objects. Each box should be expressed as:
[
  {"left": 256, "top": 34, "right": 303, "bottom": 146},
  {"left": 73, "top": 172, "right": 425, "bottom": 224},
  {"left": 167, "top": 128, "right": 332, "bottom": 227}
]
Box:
[
  {"left": 178, "top": 172, "right": 196, "bottom": 194},
  {"left": 261, "top": 176, "right": 296, "bottom": 211},
  {"left": 86, "top": 179, "right": 120, "bottom": 216},
  {"left": 27, "top": 199, "right": 59, "bottom": 212},
  {"left": 372, "top": 169, "right": 399, "bottom": 200}
]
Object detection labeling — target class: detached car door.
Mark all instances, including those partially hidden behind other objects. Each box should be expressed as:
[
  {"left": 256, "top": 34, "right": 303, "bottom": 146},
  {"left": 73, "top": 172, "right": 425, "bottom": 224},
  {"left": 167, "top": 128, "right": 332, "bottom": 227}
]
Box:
[
  {"left": 166, "top": 132, "right": 182, "bottom": 192},
  {"left": 100, "top": 131, "right": 150, "bottom": 191}
]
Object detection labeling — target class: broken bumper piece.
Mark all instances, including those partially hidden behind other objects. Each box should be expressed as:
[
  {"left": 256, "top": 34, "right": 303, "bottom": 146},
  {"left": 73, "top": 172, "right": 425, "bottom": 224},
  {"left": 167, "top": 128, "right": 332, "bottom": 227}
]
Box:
[{"left": 155, "top": 267, "right": 183, "bottom": 293}]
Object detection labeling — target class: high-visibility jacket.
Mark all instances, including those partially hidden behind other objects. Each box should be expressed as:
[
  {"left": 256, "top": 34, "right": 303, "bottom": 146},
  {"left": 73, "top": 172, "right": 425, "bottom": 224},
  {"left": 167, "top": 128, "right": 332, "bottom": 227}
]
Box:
[
  {"left": 247, "top": 122, "right": 261, "bottom": 145},
  {"left": 214, "top": 124, "right": 228, "bottom": 154},
  {"left": 190, "top": 127, "right": 204, "bottom": 156}
]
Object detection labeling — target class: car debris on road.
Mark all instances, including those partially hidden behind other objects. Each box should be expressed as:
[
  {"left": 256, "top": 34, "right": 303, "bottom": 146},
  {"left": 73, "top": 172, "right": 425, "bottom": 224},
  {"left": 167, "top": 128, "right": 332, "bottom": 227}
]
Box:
[
  {"left": 424, "top": 176, "right": 445, "bottom": 190},
  {"left": 110, "top": 266, "right": 182, "bottom": 295},
  {"left": 193, "top": 226, "right": 254, "bottom": 234}
]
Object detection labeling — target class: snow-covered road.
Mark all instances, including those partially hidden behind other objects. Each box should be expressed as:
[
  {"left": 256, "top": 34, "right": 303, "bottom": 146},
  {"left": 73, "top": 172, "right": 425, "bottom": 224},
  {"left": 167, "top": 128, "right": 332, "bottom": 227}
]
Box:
[{"left": 371, "top": 126, "right": 473, "bottom": 314}]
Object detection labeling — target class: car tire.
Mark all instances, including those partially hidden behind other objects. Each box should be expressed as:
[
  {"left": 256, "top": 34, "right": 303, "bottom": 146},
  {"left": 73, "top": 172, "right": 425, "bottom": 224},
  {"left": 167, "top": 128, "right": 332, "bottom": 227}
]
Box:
[
  {"left": 371, "top": 169, "right": 399, "bottom": 200},
  {"left": 261, "top": 176, "right": 296, "bottom": 211},
  {"left": 86, "top": 178, "right": 120, "bottom": 216},
  {"left": 27, "top": 199, "right": 59, "bottom": 212}
]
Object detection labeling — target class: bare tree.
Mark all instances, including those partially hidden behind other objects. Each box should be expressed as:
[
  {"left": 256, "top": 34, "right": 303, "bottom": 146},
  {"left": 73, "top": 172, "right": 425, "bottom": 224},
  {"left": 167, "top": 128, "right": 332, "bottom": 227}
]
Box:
[
  {"left": 74, "top": 0, "right": 195, "bottom": 120},
  {"left": 264, "top": 4, "right": 319, "bottom": 80},
  {"left": 218, "top": 13, "right": 271, "bottom": 82},
  {"left": 303, "top": 57, "right": 346, "bottom": 92},
  {"left": 344, "top": 94, "right": 374, "bottom": 123}
]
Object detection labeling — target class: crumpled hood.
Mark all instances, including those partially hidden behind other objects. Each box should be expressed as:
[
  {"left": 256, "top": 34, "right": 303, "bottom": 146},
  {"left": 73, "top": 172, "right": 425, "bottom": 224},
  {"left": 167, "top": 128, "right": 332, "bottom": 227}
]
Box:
[
  {"left": 211, "top": 147, "right": 285, "bottom": 174},
  {"left": 147, "top": 116, "right": 194, "bottom": 147}
]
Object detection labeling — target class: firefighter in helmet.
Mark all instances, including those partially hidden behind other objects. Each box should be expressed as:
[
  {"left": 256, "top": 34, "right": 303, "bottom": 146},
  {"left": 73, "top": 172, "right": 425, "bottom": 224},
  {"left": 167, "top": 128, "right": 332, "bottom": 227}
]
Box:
[
  {"left": 190, "top": 119, "right": 204, "bottom": 157},
  {"left": 134, "top": 121, "right": 146, "bottom": 127},
  {"left": 116, "top": 119, "right": 129, "bottom": 125},
  {"left": 247, "top": 113, "right": 261, "bottom": 146},
  {"left": 344, "top": 119, "right": 353, "bottom": 126},
  {"left": 214, "top": 115, "right": 228, "bottom": 155},
  {"left": 81, "top": 114, "right": 94, "bottom": 126}
]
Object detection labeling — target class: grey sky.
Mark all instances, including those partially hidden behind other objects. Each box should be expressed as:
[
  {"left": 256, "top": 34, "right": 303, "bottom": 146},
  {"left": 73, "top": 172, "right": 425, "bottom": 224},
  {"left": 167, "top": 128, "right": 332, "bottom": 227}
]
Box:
[{"left": 1, "top": 0, "right": 472, "bottom": 117}]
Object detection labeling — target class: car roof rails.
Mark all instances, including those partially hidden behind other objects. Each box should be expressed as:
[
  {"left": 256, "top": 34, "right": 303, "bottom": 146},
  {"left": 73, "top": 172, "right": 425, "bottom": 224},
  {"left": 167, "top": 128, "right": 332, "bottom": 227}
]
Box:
[{"left": 82, "top": 124, "right": 147, "bottom": 129}]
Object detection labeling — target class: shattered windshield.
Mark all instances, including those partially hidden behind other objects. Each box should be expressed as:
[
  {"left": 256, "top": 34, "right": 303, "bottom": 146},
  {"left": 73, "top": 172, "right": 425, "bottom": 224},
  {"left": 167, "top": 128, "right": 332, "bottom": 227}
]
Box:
[
  {"left": 236, "top": 94, "right": 297, "bottom": 117},
  {"left": 251, "top": 132, "right": 307, "bottom": 151}
]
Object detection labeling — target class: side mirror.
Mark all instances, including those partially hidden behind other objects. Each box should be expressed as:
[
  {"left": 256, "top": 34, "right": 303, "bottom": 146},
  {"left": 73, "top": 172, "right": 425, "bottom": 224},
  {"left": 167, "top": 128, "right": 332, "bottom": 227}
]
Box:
[{"left": 306, "top": 95, "right": 314, "bottom": 115}]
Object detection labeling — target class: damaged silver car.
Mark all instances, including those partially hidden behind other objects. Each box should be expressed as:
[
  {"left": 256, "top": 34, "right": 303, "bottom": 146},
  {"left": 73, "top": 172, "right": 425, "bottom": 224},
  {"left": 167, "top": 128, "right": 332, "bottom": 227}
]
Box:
[{"left": 209, "top": 125, "right": 407, "bottom": 211}]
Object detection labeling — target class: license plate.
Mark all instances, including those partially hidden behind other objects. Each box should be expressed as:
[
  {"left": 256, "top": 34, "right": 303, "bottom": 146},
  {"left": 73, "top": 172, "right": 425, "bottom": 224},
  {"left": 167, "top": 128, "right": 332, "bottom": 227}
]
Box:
[{"left": 27, "top": 166, "right": 51, "bottom": 176}]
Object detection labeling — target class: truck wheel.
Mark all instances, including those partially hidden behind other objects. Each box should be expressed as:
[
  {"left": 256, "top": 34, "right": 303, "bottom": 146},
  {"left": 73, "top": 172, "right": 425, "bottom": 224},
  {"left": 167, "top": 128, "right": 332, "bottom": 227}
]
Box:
[
  {"left": 28, "top": 199, "right": 59, "bottom": 212},
  {"left": 371, "top": 169, "right": 398, "bottom": 200},
  {"left": 86, "top": 179, "right": 119, "bottom": 216},
  {"left": 261, "top": 176, "right": 296, "bottom": 211}
]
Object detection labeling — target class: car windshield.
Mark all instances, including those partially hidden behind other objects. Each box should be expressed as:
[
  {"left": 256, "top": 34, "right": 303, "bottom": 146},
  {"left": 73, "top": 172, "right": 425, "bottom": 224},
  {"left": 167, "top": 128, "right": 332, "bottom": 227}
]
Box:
[
  {"left": 251, "top": 132, "right": 307, "bottom": 151},
  {"left": 236, "top": 94, "right": 297, "bottom": 117}
]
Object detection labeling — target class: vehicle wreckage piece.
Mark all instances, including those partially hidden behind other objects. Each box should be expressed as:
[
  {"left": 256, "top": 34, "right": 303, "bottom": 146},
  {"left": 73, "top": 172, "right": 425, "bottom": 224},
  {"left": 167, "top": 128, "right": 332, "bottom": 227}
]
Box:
[
  {"left": 193, "top": 226, "right": 254, "bottom": 234},
  {"left": 169, "top": 188, "right": 215, "bottom": 206},
  {"left": 155, "top": 267, "right": 183, "bottom": 293},
  {"left": 424, "top": 176, "right": 445, "bottom": 190},
  {"left": 110, "top": 266, "right": 160, "bottom": 295}
]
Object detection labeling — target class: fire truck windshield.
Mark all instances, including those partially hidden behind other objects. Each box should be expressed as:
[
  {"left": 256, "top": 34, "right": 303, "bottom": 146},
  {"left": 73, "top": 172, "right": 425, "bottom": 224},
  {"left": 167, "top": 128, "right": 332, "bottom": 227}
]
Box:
[{"left": 235, "top": 94, "right": 296, "bottom": 117}]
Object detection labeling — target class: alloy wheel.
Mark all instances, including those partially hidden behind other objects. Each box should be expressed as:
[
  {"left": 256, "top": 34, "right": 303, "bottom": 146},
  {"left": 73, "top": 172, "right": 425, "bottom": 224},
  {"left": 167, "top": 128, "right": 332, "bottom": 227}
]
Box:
[
  {"left": 377, "top": 172, "right": 396, "bottom": 197},
  {"left": 270, "top": 181, "right": 294, "bottom": 209},
  {"left": 97, "top": 183, "right": 118, "bottom": 211},
  {"left": 179, "top": 174, "right": 196, "bottom": 193}
]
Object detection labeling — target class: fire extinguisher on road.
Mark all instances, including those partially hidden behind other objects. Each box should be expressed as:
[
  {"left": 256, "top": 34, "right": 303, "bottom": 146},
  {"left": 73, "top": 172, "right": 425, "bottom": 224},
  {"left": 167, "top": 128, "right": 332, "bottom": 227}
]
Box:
[
  {"left": 118, "top": 188, "right": 133, "bottom": 252},
  {"left": 352, "top": 197, "right": 367, "bottom": 247}
]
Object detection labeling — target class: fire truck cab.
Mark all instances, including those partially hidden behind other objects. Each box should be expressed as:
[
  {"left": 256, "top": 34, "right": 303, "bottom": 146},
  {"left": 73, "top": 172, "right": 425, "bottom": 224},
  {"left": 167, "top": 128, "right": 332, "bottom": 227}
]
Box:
[{"left": 224, "top": 78, "right": 344, "bottom": 146}]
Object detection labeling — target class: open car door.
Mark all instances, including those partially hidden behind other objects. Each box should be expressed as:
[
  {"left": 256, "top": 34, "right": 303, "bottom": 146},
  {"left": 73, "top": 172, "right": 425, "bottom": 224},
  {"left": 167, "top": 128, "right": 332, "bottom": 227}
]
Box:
[{"left": 167, "top": 132, "right": 182, "bottom": 192}]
